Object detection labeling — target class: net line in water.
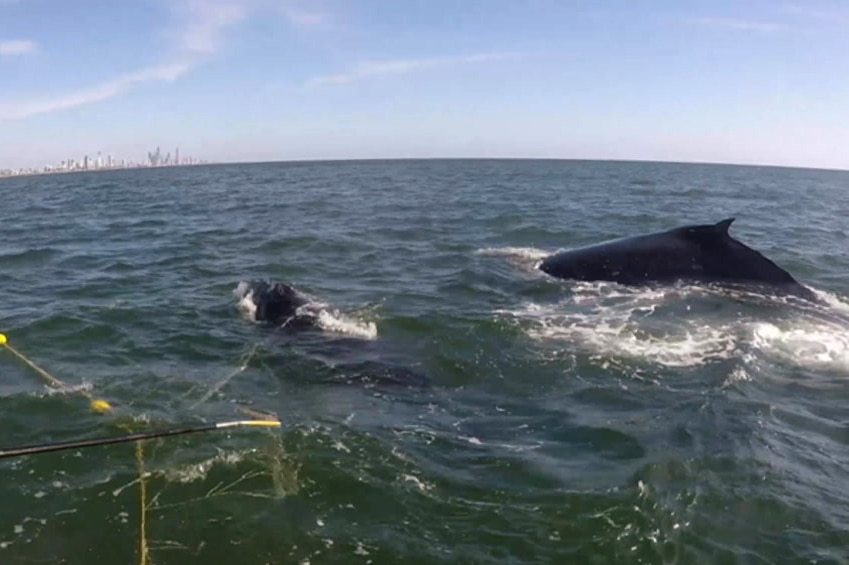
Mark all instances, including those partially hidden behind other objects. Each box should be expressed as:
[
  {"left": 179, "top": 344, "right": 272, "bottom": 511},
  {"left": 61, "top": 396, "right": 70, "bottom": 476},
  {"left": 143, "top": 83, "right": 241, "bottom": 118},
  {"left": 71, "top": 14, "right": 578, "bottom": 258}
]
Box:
[{"left": 0, "top": 332, "right": 292, "bottom": 564}]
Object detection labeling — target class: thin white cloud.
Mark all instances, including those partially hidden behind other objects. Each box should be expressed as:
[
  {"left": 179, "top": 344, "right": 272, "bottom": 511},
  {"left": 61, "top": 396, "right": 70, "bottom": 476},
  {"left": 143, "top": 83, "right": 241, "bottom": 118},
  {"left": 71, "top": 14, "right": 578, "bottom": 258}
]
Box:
[
  {"left": 0, "top": 39, "right": 36, "bottom": 56},
  {"left": 0, "top": 0, "right": 250, "bottom": 121},
  {"left": 779, "top": 4, "right": 849, "bottom": 23},
  {"left": 688, "top": 17, "right": 789, "bottom": 32},
  {"left": 282, "top": 7, "right": 332, "bottom": 29},
  {"left": 0, "top": 63, "right": 191, "bottom": 120},
  {"left": 1, "top": 0, "right": 332, "bottom": 120},
  {"left": 307, "top": 52, "right": 523, "bottom": 87},
  {"left": 169, "top": 0, "right": 249, "bottom": 55}
]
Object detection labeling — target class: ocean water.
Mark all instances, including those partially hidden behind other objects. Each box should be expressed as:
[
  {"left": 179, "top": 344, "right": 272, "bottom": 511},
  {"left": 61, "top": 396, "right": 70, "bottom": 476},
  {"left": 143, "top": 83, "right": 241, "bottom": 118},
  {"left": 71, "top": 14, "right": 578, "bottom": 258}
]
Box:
[{"left": 1, "top": 159, "right": 849, "bottom": 564}]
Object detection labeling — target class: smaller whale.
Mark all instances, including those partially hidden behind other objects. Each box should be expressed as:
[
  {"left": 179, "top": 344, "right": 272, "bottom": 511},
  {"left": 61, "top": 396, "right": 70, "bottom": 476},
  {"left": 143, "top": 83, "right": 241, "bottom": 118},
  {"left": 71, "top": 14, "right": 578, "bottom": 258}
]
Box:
[
  {"left": 538, "top": 218, "right": 818, "bottom": 302},
  {"left": 235, "top": 280, "right": 319, "bottom": 329},
  {"left": 234, "top": 279, "right": 430, "bottom": 388}
]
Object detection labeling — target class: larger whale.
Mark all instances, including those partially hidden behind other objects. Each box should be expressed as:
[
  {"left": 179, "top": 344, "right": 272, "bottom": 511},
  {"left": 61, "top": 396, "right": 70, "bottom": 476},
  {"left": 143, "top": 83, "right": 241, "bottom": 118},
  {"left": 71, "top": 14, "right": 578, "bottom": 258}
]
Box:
[{"left": 538, "top": 218, "right": 818, "bottom": 301}]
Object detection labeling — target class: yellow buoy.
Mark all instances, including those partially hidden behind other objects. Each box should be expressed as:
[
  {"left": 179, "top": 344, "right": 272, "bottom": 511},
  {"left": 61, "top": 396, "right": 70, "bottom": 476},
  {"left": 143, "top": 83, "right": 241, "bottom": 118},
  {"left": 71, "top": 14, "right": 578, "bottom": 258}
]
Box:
[
  {"left": 91, "top": 399, "right": 113, "bottom": 414},
  {"left": 0, "top": 333, "right": 7, "bottom": 346}
]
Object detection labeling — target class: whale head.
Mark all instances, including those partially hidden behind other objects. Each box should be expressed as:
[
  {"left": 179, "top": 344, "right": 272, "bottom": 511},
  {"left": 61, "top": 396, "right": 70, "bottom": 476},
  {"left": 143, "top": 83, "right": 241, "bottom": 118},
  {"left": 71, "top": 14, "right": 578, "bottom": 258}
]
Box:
[{"left": 237, "top": 280, "right": 310, "bottom": 324}]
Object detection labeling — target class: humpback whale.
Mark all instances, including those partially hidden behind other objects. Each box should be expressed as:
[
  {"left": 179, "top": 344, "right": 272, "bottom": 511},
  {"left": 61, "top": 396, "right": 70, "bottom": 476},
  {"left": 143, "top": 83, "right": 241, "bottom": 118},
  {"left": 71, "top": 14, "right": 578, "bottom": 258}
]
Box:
[
  {"left": 234, "top": 279, "right": 430, "bottom": 387},
  {"left": 234, "top": 280, "right": 319, "bottom": 329},
  {"left": 538, "top": 218, "right": 818, "bottom": 301}
]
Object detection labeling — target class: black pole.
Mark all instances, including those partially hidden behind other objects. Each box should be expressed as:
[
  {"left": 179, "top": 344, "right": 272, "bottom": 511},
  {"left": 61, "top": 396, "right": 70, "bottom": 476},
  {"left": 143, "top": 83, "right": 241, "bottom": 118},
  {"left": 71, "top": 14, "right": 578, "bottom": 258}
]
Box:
[{"left": 0, "top": 424, "right": 218, "bottom": 459}]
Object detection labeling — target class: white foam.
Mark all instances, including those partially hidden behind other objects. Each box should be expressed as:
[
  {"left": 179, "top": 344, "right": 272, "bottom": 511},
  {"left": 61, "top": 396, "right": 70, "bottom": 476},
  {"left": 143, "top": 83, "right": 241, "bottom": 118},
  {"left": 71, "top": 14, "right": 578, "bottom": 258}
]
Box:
[
  {"left": 569, "top": 321, "right": 738, "bottom": 368},
  {"left": 331, "top": 440, "right": 351, "bottom": 453},
  {"left": 353, "top": 542, "right": 371, "bottom": 556},
  {"left": 751, "top": 321, "right": 849, "bottom": 373},
  {"left": 476, "top": 246, "right": 554, "bottom": 274},
  {"left": 567, "top": 280, "right": 672, "bottom": 303},
  {"left": 475, "top": 246, "right": 551, "bottom": 262},
  {"left": 159, "top": 449, "right": 254, "bottom": 484},
  {"left": 812, "top": 287, "right": 849, "bottom": 312},
  {"left": 401, "top": 474, "right": 432, "bottom": 494},
  {"left": 501, "top": 281, "right": 849, "bottom": 375},
  {"left": 41, "top": 381, "right": 94, "bottom": 397},
  {"left": 234, "top": 283, "right": 258, "bottom": 321},
  {"left": 500, "top": 285, "right": 740, "bottom": 368},
  {"left": 314, "top": 309, "right": 378, "bottom": 340},
  {"left": 722, "top": 364, "right": 752, "bottom": 387}
]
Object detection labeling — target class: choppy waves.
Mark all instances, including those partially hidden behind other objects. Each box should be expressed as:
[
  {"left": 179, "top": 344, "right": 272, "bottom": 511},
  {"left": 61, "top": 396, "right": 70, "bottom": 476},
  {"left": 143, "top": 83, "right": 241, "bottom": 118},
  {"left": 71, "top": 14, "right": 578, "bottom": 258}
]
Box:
[{"left": 3, "top": 161, "right": 849, "bottom": 563}]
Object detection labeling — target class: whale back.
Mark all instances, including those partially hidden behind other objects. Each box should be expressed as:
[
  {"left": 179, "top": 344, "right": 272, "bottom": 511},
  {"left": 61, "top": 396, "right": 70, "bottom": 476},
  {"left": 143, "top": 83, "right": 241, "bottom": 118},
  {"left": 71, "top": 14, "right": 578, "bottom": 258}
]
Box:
[
  {"left": 672, "top": 218, "right": 799, "bottom": 286},
  {"left": 538, "top": 218, "right": 813, "bottom": 298}
]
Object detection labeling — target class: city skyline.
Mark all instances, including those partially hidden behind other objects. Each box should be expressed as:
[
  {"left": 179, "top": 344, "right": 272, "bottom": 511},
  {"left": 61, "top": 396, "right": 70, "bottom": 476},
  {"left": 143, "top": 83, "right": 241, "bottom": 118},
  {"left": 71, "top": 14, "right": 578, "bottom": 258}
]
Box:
[
  {"left": 0, "top": 146, "right": 207, "bottom": 178},
  {"left": 1, "top": 1, "right": 848, "bottom": 171}
]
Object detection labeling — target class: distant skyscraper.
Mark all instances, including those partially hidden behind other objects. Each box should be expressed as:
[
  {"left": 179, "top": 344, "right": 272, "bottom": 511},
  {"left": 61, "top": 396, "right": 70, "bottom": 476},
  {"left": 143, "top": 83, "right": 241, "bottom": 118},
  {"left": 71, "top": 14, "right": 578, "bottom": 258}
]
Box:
[
  {"left": 147, "top": 146, "right": 162, "bottom": 167},
  {"left": 175, "top": 147, "right": 180, "bottom": 166}
]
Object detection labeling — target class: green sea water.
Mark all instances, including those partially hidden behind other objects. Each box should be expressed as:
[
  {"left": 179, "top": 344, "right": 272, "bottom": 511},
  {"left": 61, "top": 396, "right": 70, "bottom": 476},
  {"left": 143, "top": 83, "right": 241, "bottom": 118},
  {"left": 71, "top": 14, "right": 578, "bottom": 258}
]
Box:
[{"left": 1, "top": 159, "right": 849, "bottom": 564}]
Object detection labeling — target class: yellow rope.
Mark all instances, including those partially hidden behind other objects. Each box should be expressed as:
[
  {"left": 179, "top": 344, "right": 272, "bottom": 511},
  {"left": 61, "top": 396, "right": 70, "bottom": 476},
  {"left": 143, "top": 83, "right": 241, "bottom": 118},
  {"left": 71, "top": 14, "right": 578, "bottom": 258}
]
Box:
[
  {"left": 1, "top": 332, "right": 281, "bottom": 563},
  {"left": 0, "top": 333, "right": 112, "bottom": 413},
  {"left": 136, "top": 439, "right": 149, "bottom": 565},
  {"left": 1, "top": 333, "right": 134, "bottom": 555},
  {"left": 1, "top": 338, "right": 66, "bottom": 389}
]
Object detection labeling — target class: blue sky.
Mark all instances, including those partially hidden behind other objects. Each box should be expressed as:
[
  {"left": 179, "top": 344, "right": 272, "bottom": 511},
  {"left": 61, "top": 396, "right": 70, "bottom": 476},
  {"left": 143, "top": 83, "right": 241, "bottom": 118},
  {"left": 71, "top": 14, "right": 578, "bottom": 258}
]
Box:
[{"left": 1, "top": 0, "right": 847, "bottom": 170}]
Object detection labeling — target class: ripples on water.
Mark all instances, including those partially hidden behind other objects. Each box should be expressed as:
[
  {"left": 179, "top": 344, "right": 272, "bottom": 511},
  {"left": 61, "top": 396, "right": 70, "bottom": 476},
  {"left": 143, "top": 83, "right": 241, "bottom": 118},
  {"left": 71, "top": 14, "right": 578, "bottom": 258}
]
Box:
[{"left": 1, "top": 160, "right": 849, "bottom": 564}]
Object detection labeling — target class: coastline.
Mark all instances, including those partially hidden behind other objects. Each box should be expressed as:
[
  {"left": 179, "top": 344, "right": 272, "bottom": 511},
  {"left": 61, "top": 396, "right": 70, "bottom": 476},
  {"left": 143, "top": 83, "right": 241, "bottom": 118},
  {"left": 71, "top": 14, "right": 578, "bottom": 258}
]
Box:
[{"left": 0, "top": 163, "right": 209, "bottom": 181}]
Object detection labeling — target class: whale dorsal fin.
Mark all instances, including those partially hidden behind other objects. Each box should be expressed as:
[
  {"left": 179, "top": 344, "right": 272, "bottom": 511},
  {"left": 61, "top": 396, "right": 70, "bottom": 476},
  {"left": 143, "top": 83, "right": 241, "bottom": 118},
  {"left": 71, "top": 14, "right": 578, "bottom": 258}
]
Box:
[
  {"left": 677, "top": 217, "right": 737, "bottom": 241},
  {"left": 715, "top": 218, "right": 735, "bottom": 234}
]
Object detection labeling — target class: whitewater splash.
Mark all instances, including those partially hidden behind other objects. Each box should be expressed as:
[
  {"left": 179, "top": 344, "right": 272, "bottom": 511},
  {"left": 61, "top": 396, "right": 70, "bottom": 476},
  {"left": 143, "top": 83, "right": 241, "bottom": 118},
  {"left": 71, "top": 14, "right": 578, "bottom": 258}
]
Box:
[
  {"left": 475, "top": 246, "right": 552, "bottom": 274},
  {"left": 498, "top": 280, "right": 849, "bottom": 374},
  {"left": 751, "top": 320, "right": 849, "bottom": 373},
  {"left": 234, "top": 282, "right": 378, "bottom": 340},
  {"left": 475, "top": 246, "right": 551, "bottom": 263}
]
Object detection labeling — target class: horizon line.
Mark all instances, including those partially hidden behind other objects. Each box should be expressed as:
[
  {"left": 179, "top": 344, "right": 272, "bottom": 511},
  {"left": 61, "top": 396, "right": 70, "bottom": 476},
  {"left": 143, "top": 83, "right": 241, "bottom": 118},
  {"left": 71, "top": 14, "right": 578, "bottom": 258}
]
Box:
[
  {"left": 213, "top": 156, "right": 849, "bottom": 173},
  {"left": 2, "top": 156, "right": 848, "bottom": 181}
]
